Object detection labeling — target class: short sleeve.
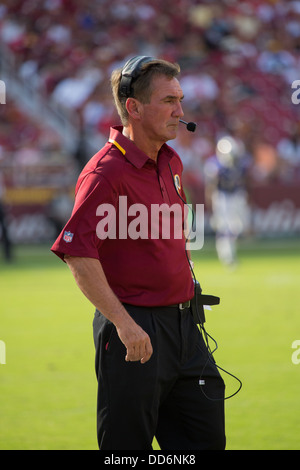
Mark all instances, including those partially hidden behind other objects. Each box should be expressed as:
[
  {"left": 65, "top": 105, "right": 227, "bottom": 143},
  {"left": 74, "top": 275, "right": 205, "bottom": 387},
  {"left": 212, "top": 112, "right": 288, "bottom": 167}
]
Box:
[{"left": 51, "top": 172, "right": 117, "bottom": 261}]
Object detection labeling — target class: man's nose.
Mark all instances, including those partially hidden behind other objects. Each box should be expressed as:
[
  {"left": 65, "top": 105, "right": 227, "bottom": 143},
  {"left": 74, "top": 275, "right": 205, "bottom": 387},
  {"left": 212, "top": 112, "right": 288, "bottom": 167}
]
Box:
[{"left": 174, "top": 101, "right": 184, "bottom": 117}]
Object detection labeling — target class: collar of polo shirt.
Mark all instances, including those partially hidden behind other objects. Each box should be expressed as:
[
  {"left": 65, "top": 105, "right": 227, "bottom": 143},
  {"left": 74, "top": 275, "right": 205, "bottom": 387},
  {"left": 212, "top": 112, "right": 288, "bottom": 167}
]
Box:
[{"left": 108, "top": 126, "right": 174, "bottom": 170}]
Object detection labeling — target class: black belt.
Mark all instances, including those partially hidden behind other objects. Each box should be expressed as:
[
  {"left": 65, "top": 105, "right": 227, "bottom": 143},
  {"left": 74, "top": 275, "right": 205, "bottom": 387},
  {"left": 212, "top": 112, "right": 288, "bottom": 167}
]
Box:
[
  {"left": 168, "top": 301, "right": 191, "bottom": 310},
  {"left": 169, "top": 294, "right": 220, "bottom": 311}
]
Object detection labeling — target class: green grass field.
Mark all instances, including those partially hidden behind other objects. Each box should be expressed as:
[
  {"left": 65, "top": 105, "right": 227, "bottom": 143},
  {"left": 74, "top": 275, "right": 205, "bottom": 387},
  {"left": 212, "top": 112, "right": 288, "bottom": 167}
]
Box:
[{"left": 0, "top": 238, "right": 300, "bottom": 450}]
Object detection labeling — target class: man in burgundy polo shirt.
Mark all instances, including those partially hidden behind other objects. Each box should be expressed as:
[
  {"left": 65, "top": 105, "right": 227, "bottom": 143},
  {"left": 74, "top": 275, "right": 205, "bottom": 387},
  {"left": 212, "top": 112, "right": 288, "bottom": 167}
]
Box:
[{"left": 51, "top": 57, "right": 225, "bottom": 450}]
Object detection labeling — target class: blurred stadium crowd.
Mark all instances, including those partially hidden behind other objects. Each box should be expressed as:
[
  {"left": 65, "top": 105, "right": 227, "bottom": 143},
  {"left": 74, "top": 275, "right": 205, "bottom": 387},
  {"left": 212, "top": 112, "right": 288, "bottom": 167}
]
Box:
[{"left": 0, "top": 0, "right": 299, "bottom": 247}]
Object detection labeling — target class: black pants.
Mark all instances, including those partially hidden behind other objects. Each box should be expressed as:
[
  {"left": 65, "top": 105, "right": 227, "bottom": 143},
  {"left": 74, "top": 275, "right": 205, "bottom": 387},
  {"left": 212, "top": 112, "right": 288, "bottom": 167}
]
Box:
[{"left": 93, "top": 304, "right": 225, "bottom": 450}]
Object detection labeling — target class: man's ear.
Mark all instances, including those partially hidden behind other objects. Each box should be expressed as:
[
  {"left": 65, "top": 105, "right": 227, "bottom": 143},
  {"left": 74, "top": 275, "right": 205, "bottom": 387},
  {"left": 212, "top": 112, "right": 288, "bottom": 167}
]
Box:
[{"left": 125, "top": 98, "right": 142, "bottom": 120}]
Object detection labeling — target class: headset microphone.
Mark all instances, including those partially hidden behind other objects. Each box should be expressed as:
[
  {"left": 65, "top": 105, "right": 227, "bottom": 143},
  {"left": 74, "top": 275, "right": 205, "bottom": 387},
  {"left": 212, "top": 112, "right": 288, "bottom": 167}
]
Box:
[{"left": 179, "top": 119, "right": 197, "bottom": 132}]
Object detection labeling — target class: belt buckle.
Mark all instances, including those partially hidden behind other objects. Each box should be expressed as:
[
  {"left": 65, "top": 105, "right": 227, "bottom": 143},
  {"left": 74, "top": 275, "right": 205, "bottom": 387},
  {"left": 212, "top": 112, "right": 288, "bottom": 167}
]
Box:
[{"left": 179, "top": 301, "right": 190, "bottom": 310}]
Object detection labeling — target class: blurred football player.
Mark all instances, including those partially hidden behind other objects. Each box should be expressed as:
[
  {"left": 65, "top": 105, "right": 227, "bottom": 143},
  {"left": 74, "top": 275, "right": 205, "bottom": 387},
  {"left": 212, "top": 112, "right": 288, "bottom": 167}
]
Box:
[{"left": 204, "top": 135, "right": 251, "bottom": 267}]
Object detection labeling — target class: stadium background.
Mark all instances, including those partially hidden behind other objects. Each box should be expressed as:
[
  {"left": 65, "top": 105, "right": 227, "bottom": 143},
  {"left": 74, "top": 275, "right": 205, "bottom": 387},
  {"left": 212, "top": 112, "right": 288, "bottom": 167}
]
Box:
[{"left": 0, "top": 0, "right": 300, "bottom": 450}]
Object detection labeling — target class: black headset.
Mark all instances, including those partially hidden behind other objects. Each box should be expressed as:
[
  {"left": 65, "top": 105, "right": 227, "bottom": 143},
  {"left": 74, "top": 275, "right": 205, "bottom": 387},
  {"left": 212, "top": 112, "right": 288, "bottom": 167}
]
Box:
[{"left": 119, "top": 56, "right": 154, "bottom": 98}]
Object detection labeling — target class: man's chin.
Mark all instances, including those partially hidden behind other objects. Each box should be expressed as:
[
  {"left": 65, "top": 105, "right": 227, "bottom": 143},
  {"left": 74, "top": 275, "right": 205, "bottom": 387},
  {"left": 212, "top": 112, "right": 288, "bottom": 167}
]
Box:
[{"left": 166, "top": 126, "right": 178, "bottom": 141}]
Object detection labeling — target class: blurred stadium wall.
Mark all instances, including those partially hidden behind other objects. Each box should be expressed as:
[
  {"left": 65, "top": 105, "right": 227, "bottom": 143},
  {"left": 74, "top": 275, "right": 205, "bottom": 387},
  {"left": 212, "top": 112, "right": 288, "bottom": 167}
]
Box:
[{"left": 0, "top": 0, "right": 299, "bottom": 245}]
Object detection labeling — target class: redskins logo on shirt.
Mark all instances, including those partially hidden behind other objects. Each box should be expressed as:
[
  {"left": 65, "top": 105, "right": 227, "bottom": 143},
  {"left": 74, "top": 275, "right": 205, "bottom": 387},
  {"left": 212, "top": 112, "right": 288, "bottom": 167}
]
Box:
[{"left": 174, "top": 174, "right": 181, "bottom": 194}]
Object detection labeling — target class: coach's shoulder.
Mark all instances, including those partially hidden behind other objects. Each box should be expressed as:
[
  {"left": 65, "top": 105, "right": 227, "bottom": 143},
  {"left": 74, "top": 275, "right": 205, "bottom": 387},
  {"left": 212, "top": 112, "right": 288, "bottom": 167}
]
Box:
[{"left": 74, "top": 143, "right": 124, "bottom": 195}]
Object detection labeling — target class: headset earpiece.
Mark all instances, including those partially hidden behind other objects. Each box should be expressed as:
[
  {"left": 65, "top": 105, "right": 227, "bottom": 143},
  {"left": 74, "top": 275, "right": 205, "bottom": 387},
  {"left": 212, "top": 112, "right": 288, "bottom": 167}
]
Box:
[{"left": 119, "top": 56, "right": 154, "bottom": 98}]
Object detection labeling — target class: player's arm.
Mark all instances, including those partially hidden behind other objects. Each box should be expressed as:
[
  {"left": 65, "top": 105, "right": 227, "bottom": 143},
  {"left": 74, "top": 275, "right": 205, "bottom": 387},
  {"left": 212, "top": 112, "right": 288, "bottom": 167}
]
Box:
[{"left": 64, "top": 255, "right": 153, "bottom": 364}]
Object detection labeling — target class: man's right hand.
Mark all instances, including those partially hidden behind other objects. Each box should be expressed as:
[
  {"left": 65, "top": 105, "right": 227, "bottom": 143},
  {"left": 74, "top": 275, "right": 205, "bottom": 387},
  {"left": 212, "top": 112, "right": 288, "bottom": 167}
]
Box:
[
  {"left": 65, "top": 255, "right": 153, "bottom": 364},
  {"left": 116, "top": 317, "right": 153, "bottom": 364}
]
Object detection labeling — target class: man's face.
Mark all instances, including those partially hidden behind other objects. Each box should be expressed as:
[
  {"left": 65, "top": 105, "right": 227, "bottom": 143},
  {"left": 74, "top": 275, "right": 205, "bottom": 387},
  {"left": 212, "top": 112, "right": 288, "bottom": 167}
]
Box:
[{"left": 138, "top": 74, "right": 184, "bottom": 145}]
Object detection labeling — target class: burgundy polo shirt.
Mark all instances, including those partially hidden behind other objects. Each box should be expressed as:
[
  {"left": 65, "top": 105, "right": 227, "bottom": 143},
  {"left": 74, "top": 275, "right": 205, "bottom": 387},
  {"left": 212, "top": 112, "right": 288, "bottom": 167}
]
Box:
[{"left": 51, "top": 126, "right": 194, "bottom": 307}]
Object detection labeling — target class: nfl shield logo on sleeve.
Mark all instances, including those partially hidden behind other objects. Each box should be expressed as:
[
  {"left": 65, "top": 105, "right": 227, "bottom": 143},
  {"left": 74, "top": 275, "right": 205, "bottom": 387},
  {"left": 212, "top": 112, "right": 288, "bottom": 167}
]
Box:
[{"left": 63, "top": 231, "right": 74, "bottom": 243}]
